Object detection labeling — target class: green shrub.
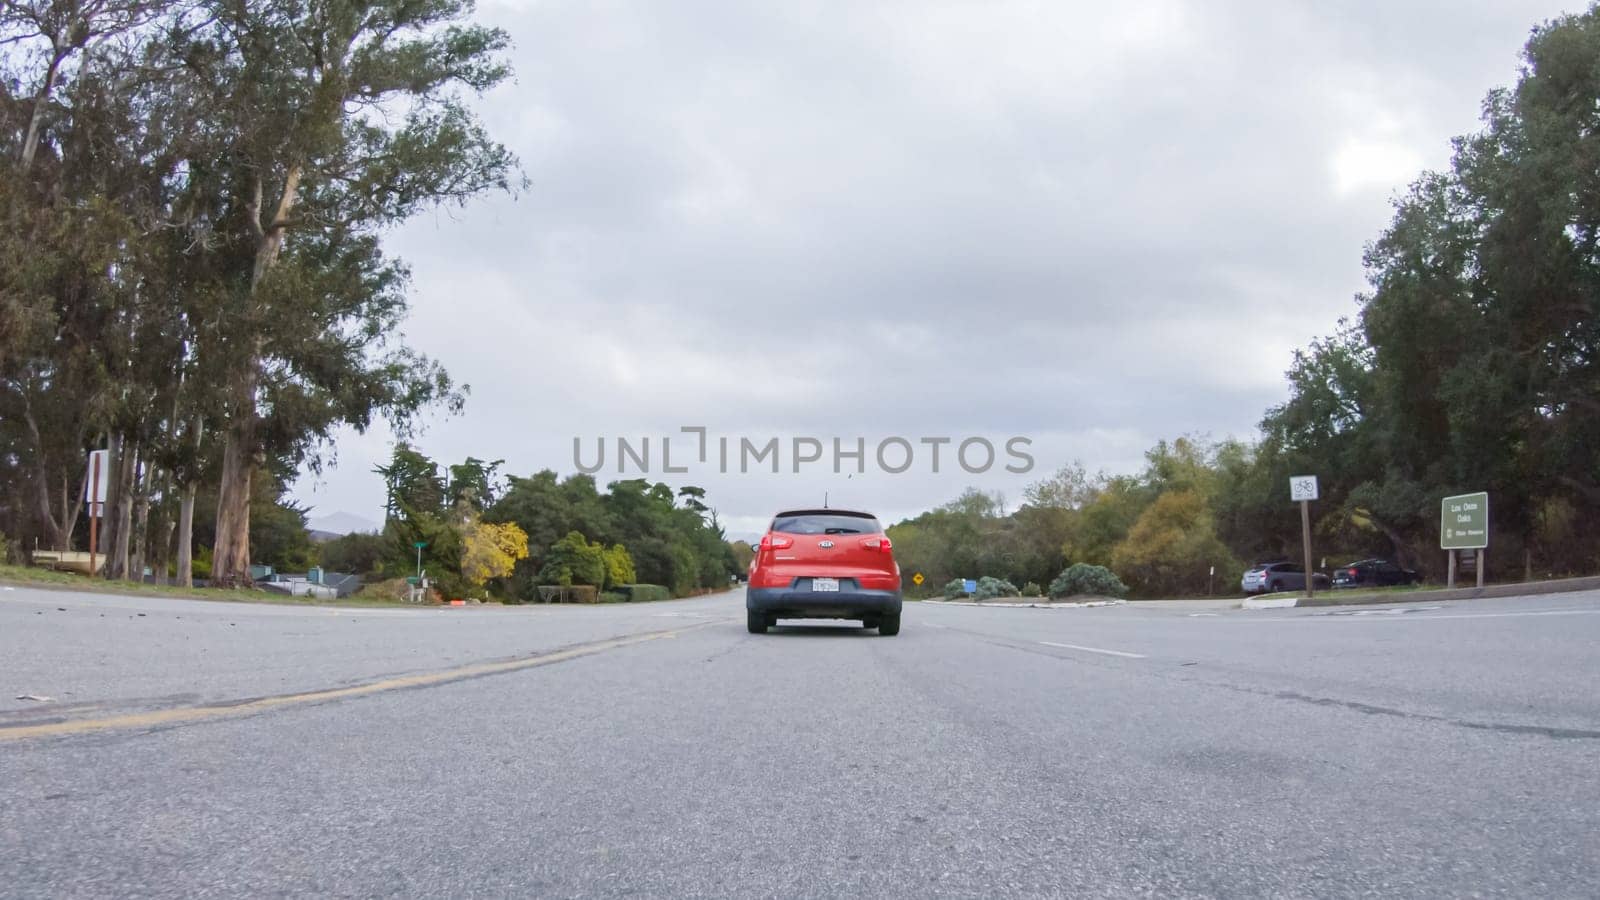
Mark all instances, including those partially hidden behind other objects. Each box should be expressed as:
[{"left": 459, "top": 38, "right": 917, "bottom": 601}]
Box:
[
  {"left": 430, "top": 570, "right": 476, "bottom": 602},
  {"left": 1049, "top": 563, "right": 1128, "bottom": 599},
  {"left": 973, "top": 576, "right": 1020, "bottom": 600},
  {"left": 616, "top": 583, "right": 673, "bottom": 603},
  {"left": 942, "top": 578, "right": 967, "bottom": 599},
  {"left": 602, "top": 544, "right": 637, "bottom": 588},
  {"left": 1021, "top": 581, "right": 1042, "bottom": 597},
  {"left": 600, "top": 591, "right": 627, "bottom": 603},
  {"left": 361, "top": 577, "right": 420, "bottom": 603},
  {"left": 318, "top": 531, "right": 387, "bottom": 576},
  {"left": 538, "top": 531, "right": 607, "bottom": 587},
  {"left": 534, "top": 584, "right": 599, "bottom": 603}
]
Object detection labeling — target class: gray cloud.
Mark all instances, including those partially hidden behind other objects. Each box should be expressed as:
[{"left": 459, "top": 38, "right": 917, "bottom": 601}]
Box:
[{"left": 294, "top": 0, "right": 1574, "bottom": 537}]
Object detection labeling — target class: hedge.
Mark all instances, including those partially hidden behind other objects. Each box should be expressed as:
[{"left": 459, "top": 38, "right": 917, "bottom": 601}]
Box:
[{"left": 614, "top": 583, "right": 673, "bottom": 603}]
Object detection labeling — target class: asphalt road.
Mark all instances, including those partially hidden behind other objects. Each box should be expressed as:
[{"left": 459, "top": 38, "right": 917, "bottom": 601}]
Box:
[{"left": 3, "top": 583, "right": 1598, "bottom": 898}]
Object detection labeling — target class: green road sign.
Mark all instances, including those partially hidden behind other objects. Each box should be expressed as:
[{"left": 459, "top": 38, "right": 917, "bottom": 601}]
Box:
[{"left": 1441, "top": 492, "right": 1489, "bottom": 550}]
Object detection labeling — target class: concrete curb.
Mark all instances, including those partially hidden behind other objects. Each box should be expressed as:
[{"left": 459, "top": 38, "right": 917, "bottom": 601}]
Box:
[
  {"left": 1241, "top": 596, "right": 1299, "bottom": 609},
  {"left": 921, "top": 598, "right": 1127, "bottom": 609},
  {"left": 1241, "top": 574, "right": 1600, "bottom": 609}
]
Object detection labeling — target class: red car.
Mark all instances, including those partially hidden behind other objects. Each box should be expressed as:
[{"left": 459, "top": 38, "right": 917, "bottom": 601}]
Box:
[{"left": 746, "top": 508, "right": 903, "bottom": 636}]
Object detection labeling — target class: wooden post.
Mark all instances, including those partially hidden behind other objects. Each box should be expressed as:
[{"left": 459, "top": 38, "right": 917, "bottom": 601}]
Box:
[
  {"left": 1476, "top": 549, "right": 1485, "bottom": 588},
  {"left": 88, "top": 453, "right": 101, "bottom": 577},
  {"left": 1301, "top": 499, "right": 1314, "bottom": 600},
  {"left": 1447, "top": 551, "right": 1456, "bottom": 589}
]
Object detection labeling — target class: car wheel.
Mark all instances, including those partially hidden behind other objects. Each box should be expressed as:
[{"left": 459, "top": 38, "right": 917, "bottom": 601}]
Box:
[
  {"left": 878, "top": 613, "right": 901, "bottom": 636},
  {"left": 746, "top": 610, "right": 768, "bottom": 634},
  {"left": 1268, "top": 580, "right": 1282, "bottom": 593},
  {"left": 861, "top": 617, "right": 879, "bottom": 629}
]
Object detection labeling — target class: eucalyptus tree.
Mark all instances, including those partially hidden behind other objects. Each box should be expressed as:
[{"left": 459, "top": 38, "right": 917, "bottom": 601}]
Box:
[{"left": 166, "top": 0, "right": 518, "bottom": 584}]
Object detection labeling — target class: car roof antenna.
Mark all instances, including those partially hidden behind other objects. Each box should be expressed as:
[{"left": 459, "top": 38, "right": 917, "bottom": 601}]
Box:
[{"left": 823, "top": 491, "right": 828, "bottom": 509}]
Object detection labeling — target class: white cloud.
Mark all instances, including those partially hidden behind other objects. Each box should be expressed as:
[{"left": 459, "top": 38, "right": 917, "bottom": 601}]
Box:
[
  {"left": 1330, "top": 136, "right": 1427, "bottom": 196},
  {"left": 293, "top": 0, "right": 1568, "bottom": 527}
]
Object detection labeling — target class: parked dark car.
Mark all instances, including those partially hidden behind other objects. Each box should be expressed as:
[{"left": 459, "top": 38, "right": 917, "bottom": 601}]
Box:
[
  {"left": 1240, "top": 562, "right": 1330, "bottom": 595},
  {"left": 1332, "top": 559, "right": 1420, "bottom": 589}
]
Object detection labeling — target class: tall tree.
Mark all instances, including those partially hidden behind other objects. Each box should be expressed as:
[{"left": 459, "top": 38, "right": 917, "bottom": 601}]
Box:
[{"left": 179, "top": 0, "right": 517, "bottom": 585}]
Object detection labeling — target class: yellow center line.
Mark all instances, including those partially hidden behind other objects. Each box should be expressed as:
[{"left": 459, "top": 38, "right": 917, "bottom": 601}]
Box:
[{"left": 2, "top": 621, "right": 719, "bottom": 743}]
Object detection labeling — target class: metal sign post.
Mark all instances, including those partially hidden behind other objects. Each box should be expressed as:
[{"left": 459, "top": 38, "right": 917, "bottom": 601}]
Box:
[
  {"left": 89, "top": 454, "right": 100, "bottom": 577},
  {"left": 1440, "top": 492, "right": 1489, "bottom": 589},
  {"left": 1289, "top": 476, "right": 1319, "bottom": 599},
  {"left": 412, "top": 541, "right": 428, "bottom": 602}
]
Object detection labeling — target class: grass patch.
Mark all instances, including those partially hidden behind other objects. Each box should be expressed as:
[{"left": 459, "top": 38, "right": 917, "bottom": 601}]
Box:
[{"left": 0, "top": 564, "right": 416, "bottom": 608}]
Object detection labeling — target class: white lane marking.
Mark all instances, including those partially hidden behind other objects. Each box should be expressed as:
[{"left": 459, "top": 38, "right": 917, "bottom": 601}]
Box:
[
  {"left": 1252, "top": 608, "right": 1600, "bottom": 622},
  {"left": 1188, "top": 613, "right": 1220, "bottom": 617},
  {"left": 1039, "top": 641, "right": 1146, "bottom": 659},
  {"left": 1379, "top": 608, "right": 1600, "bottom": 621},
  {"left": 1336, "top": 606, "right": 1444, "bottom": 616}
]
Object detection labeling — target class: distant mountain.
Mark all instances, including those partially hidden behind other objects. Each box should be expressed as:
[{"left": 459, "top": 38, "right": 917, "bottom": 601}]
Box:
[{"left": 306, "top": 511, "right": 380, "bottom": 536}]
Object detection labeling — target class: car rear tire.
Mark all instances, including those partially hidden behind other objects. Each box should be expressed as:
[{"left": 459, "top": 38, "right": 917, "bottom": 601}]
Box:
[
  {"left": 747, "top": 610, "right": 768, "bottom": 634},
  {"left": 878, "top": 613, "right": 901, "bottom": 636},
  {"left": 1268, "top": 580, "right": 1282, "bottom": 593}
]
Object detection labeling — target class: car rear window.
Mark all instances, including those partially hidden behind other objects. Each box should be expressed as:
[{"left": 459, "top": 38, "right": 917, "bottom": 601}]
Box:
[{"left": 771, "top": 512, "right": 882, "bottom": 535}]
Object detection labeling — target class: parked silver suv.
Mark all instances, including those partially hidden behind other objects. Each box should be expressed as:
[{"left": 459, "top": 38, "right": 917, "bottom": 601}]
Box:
[{"left": 1241, "top": 562, "right": 1330, "bottom": 595}]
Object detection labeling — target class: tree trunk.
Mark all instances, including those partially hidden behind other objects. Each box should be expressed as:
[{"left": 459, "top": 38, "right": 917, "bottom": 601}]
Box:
[
  {"left": 1368, "top": 513, "right": 1419, "bottom": 574},
  {"left": 111, "top": 439, "right": 136, "bottom": 580},
  {"left": 129, "top": 460, "right": 151, "bottom": 582},
  {"left": 176, "top": 480, "right": 197, "bottom": 587},
  {"left": 22, "top": 401, "right": 74, "bottom": 550},
  {"left": 212, "top": 419, "right": 256, "bottom": 587},
  {"left": 19, "top": 49, "right": 65, "bottom": 174},
  {"left": 102, "top": 434, "right": 125, "bottom": 577},
  {"left": 211, "top": 167, "right": 301, "bottom": 588},
  {"left": 33, "top": 467, "right": 70, "bottom": 550},
  {"left": 113, "top": 438, "right": 139, "bottom": 578},
  {"left": 150, "top": 476, "right": 175, "bottom": 586}
]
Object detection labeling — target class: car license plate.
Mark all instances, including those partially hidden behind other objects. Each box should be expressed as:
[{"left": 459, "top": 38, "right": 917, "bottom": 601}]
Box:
[{"left": 812, "top": 577, "right": 839, "bottom": 592}]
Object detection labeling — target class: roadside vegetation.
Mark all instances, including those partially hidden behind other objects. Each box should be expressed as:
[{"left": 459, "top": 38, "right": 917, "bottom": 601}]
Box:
[
  {"left": 895, "top": 11, "right": 1600, "bottom": 597},
  {"left": 361, "top": 444, "right": 739, "bottom": 602},
  {"left": 3, "top": 5, "right": 1599, "bottom": 602},
  {"left": 0, "top": 0, "right": 517, "bottom": 589},
  {"left": 0, "top": 563, "right": 417, "bottom": 607},
  {"left": 0, "top": 1, "right": 742, "bottom": 604}
]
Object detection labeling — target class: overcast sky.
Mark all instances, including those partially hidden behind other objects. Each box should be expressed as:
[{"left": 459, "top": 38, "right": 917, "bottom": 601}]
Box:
[{"left": 292, "top": 0, "right": 1576, "bottom": 539}]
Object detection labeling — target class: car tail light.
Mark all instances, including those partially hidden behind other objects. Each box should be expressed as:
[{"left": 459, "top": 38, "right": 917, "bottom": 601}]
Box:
[
  {"left": 860, "top": 537, "right": 893, "bottom": 553},
  {"left": 1347, "top": 568, "right": 1358, "bottom": 577},
  {"left": 759, "top": 534, "right": 793, "bottom": 551}
]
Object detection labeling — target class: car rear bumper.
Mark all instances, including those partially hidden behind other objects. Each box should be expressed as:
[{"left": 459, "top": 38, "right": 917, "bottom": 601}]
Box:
[{"left": 746, "top": 586, "right": 902, "bottom": 620}]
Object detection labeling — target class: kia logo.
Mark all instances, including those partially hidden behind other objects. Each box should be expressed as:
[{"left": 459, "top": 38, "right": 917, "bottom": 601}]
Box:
[{"left": 818, "top": 540, "right": 834, "bottom": 548}]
